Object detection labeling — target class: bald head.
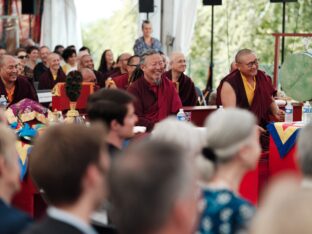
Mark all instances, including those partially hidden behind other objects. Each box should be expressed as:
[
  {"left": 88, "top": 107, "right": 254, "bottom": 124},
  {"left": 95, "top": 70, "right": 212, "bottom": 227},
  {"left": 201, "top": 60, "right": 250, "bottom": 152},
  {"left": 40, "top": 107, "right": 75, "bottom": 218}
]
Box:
[
  {"left": 80, "top": 54, "right": 94, "bottom": 70},
  {"left": 235, "top": 49, "right": 256, "bottom": 63},
  {"left": 80, "top": 68, "right": 96, "bottom": 83},
  {"left": 170, "top": 52, "right": 186, "bottom": 73},
  {"left": 0, "top": 55, "right": 18, "bottom": 83},
  {"left": 117, "top": 53, "right": 132, "bottom": 73},
  {"left": 47, "top": 53, "right": 61, "bottom": 72}
]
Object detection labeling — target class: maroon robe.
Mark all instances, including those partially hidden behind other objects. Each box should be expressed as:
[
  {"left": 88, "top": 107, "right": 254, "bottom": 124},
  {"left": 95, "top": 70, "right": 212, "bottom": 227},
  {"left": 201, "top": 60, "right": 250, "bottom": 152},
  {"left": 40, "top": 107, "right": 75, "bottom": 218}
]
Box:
[
  {"left": 93, "top": 70, "right": 106, "bottom": 88},
  {"left": 128, "top": 76, "right": 182, "bottom": 131},
  {"left": 216, "top": 69, "right": 276, "bottom": 128},
  {"left": 164, "top": 70, "right": 198, "bottom": 106},
  {"left": 0, "top": 77, "right": 38, "bottom": 106},
  {"left": 38, "top": 68, "right": 66, "bottom": 90},
  {"left": 112, "top": 73, "right": 129, "bottom": 90},
  {"left": 103, "top": 67, "right": 122, "bottom": 80}
]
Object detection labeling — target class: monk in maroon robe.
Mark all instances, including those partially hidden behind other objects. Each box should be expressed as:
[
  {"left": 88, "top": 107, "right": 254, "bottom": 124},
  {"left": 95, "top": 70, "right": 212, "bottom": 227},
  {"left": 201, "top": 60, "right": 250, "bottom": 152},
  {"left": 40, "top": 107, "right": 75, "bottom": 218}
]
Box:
[
  {"left": 216, "top": 49, "right": 284, "bottom": 128},
  {"left": 0, "top": 55, "right": 38, "bottom": 106},
  {"left": 38, "top": 53, "right": 66, "bottom": 90},
  {"left": 80, "top": 54, "right": 106, "bottom": 88},
  {"left": 110, "top": 55, "right": 141, "bottom": 90},
  {"left": 164, "top": 52, "right": 197, "bottom": 106},
  {"left": 128, "top": 51, "right": 182, "bottom": 131}
]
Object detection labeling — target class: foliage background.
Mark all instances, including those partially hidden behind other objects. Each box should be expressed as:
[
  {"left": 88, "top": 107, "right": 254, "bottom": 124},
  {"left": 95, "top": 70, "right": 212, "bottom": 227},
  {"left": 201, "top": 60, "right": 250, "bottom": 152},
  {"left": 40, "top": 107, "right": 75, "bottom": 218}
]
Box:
[{"left": 82, "top": 0, "right": 312, "bottom": 89}]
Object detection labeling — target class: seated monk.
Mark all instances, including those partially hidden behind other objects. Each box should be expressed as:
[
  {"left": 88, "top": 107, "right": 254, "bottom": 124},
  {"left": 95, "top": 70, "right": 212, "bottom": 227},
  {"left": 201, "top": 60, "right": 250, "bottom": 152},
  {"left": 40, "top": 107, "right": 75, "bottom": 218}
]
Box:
[
  {"left": 80, "top": 68, "right": 100, "bottom": 91},
  {"left": 105, "top": 53, "right": 132, "bottom": 80},
  {"left": 163, "top": 52, "right": 197, "bottom": 106},
  {"left": 38, "top": 53, "right": 66, "bottom": 90},
  {"left": 80, "top": 54, "right": 105, "bottom": 88},
  {"left": 0, "top": 55, "right": 38, "bottom": 106},
  {"left": 128, "top": 50, "right": 182, "bottom": 131},
  {"left": 216, "top": 49, "right": 284, "bottom": 149},
  {"left": 108, "top": 55, "right": 140, "bottom": 90}
]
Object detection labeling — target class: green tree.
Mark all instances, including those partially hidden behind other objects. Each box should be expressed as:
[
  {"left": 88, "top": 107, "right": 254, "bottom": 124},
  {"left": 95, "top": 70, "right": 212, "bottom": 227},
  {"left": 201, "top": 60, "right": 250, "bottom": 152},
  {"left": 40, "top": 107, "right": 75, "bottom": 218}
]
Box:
[
  {"left": 189, "top": 0, "right": 312, "bottom": 90},
  {"left": 82, "top": 0, "right": 138, "bottom": 68}
]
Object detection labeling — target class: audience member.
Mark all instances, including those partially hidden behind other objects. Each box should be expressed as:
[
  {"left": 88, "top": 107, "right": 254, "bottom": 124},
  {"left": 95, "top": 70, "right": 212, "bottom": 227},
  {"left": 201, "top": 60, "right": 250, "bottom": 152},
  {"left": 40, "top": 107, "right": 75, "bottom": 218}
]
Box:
[
  {"left": 109, "top": 140, "right": 198, "bottom": 234},
  {"left": 98, "top": 49, "right": 115, "bottom": 77},
  {"left": 24, "top": 46, "right": 39, "bottom": 79},
  {"left": 79, "top": 46, "right": 91, "bottom": 54},
  {"left": 0, "top": 46, "right": 7, "bottom": 57},
  {"left": 80, "top": 54, "right": 105, "bottom": 87},
  {"left": 0, "top": 124, "right": 32, "bottom": 234},
  {"left": 151, "top": 117, "right": 205, "bottom": 157},
  {"left": 33, "top": 46, "right": 50, "bottom": 81},
  {"left": 133, "top": 20, "right": 162, "bottom": 55},
  {"left": 297, "top": 124, "right": 312, "bottom": 188},
  {"left": 23, "top": 124, "right": 110, "bottom": 234},
  {"left": 128, "top": 49, "right": 181, "bottom": 131},
  {"left": 62, "top": 48, "right": 78, "bottom": 75},
  {"left": 0, "top": 55, "right": 38, "bottom": 105},
  {"left": 196, "top": 108, "right": 260, "bottom": 234},
  {"left": 38, "top": 53, "right": 66, "bottom": 90},
  {"left": 108, "top": 55, "right": 140, "bottom": 90},
  {"left": 80, "top": 68, "right": 97, "bottom": 83},
  {"left": 53, "top": 45, "right": 64, "bottom": 56},
  {"left": 164, "top": 52, "right": 197, "bottom": 106},
  {"left": 87, "top": 89, "right": 138, "bottom": 157}
]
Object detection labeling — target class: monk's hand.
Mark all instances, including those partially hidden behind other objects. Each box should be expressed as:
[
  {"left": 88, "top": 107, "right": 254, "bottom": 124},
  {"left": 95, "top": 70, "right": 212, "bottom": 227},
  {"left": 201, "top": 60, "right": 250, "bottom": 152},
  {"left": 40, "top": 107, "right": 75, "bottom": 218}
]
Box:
[{"left": 105, "top": 78, "right": 117, "bottom": 89}]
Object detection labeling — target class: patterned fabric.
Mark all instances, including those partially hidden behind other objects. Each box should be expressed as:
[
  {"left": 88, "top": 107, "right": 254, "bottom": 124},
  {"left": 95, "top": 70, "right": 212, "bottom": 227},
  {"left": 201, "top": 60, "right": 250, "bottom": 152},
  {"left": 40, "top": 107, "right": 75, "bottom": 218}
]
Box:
[
  {"left": 267, "top": 122, "right": 302, "bottom": 158},
  {"left": 197, "top": 189, "right": 255, "bottom": 234},
  {"left": 133, "top": 36, "right": 162, "bottom": 56}
]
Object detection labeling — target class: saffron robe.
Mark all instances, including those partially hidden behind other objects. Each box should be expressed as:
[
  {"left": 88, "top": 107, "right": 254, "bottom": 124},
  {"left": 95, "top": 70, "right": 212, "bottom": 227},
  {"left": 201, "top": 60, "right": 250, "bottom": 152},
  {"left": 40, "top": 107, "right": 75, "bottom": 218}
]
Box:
[
  {"left": 0, "top": 77, "right": 38, "bottom": 106},
  {"left": 38, "top": 68, "right": 66, "bottom": 90},
  {"left": 112, "top": 73, "right": 129, "bottom": 90},
  {"left": 164, "top": 70, "right": 198, "bottom": 106},
  {"left": 216, "top": 69, "right": 276, "bottom": 128},
  {"left": 128, "top": 76, "right": 182, "bottom": 131}
]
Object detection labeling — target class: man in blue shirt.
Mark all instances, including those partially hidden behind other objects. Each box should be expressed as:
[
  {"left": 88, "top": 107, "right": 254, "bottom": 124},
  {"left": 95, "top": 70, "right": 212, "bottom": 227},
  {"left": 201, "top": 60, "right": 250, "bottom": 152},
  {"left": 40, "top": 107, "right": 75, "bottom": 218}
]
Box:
[{"left": 133, "top": 20, "right": 162, "bottom": 56}]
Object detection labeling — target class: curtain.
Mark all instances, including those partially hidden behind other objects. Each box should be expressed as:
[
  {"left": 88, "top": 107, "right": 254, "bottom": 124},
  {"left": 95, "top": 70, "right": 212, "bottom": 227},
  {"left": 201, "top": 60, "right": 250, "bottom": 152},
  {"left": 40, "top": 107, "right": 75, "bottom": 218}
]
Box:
[{"left": 40, "top": 0, "right": 82, "bottom": 50}]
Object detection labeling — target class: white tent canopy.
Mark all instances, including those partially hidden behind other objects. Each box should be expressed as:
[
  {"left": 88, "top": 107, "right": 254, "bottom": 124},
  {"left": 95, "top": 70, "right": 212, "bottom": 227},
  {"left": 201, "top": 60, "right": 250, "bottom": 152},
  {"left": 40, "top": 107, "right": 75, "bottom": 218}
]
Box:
[{"left": 40, "top": 0, "right": 199, "bottom": 55}]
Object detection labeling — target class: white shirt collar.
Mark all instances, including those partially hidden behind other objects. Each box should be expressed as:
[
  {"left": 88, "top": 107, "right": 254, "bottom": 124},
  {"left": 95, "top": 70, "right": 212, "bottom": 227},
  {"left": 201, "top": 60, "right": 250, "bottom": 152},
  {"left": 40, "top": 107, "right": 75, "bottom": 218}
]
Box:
[{"left": 47, "top": 207, "right": 97, "bottom": 234}]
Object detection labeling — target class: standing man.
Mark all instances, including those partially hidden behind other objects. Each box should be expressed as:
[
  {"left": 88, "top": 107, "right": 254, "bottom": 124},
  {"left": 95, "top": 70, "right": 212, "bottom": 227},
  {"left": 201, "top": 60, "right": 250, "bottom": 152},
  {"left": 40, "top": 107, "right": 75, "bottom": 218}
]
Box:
[
  {"left": 133, "top": 20, "right": 162, "bottom": 56},
  {"left": 38, "top": 53, "right": 66, "bottom": 90},
  {"left": 0, "top": 55, "right": 38, "bottom": 105},
  {"left": 23, "top": 124, "right": 110, "bottom": 234},
  {"left": 87, "top": 89, "right": 138, "bottom": 157},
  {"left": 0, "top": 124, "right": 32, "bottom": 234},
  {"left": 128, "top": 50, "right": 182, "bottom": 131},
  {"left": 33, "top": 46, "right": 50, "bottom": 82},
  {"left": 164, "top": 52, "right": 198, "bottom": 106}
]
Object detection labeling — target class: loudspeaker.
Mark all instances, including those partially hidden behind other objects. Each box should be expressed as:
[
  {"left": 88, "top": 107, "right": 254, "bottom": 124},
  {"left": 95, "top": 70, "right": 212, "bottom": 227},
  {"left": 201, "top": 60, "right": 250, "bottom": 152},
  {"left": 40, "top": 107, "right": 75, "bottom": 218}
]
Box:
[
  {"left": 203, "top": 0, "right": 222, "bottom": 5},
  {"left": 22, "top": 0, "right": 35, "bottom": 14},
  {"left": 139, "top": 0, "right": 154, "bottom": 13},
  {"left": 270, "top": 0, "right": 297, "bottom": 2}
]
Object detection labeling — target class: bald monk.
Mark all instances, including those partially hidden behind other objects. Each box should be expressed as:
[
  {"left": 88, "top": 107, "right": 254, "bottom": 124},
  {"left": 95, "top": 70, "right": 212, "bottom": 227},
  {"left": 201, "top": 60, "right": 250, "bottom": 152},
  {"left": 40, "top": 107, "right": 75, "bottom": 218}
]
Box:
[
  {"left": 107, "top": 55, "right": 140, "bottom": 90},
  {"left": 0, "top": 55, "right": 38, "bottom": 106},
  {"left": 163, "top": 52, "right": 197, "bottom": 106},
  {"left": 217, "top": 49, "right": 284, "bottom": 128},
  {"left": 105, "top": 53, "right": 132, "bottom": 79},
  {"left": 38, "top": 53, "right": 66, "bottom": 90},
  {"left": 128, "top": 50, "right": 182, "bottom": 131},
  {"left": 79, "top": 54, "right": 105, "bottom": 88}
]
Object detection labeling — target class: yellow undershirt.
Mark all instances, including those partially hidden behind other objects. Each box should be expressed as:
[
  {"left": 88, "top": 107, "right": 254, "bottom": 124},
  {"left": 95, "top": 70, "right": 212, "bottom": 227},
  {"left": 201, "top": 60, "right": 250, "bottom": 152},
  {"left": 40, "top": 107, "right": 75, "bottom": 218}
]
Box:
[{"left": 241, "top": 73, "right": 256, "bottom": 106}]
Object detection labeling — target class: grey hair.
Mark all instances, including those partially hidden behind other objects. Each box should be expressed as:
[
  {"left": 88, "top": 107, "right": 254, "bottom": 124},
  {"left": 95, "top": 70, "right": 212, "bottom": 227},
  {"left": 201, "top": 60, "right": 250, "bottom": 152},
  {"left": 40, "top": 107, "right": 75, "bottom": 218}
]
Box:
[
  {"left": 151, "top": 117, "right": 206, "bottom": 157},
  {"left": 297, "top": 124, "right": 312, "bottom": 177},
  {"left": 0, "top": 124, "right": 17, "bottom": 162},
  {"left": 109, "top": 140, "right": 195, "bottom": 234},
  {"left": 197, "top": 108, "right": 256, "bottom": 182},
  {"left": 140, "top": 49, "right": 160, "bottom": 65}
]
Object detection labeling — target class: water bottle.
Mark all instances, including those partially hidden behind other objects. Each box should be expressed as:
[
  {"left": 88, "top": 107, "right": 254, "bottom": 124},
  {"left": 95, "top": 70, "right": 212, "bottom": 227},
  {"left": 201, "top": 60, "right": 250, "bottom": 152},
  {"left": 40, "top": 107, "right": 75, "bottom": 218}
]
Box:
[
  {"left": 284, "top": 101, "right": 293, "bottom": 123},
  {"left": 176, "top": 109, "right": 186, "bottom": 121},
  {"left": 302, "top": 101, "right": 311, "bottom": 124},
  {"left": 0, "top": 95, "right": 7, "bottom": 109}
]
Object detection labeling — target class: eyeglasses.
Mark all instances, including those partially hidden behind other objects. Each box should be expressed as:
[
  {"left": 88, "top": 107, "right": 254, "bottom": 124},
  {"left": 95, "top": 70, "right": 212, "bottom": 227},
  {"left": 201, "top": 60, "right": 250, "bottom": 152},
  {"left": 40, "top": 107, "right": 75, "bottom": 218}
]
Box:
[
  {"left": 128, "top": 64, "right": 139, "bottom": 67},
  {"left": 243, "top": 59, "right": 260, "bottom": 68},
  {"left": 18, "top": 55, "right": 27, "bottom": 59}
]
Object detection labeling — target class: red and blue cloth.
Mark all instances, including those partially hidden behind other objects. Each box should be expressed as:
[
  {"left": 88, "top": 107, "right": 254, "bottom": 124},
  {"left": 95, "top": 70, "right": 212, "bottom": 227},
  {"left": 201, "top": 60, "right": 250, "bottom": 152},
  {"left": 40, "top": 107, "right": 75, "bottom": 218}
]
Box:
[{"left": 267, "top": 122, "right": 302, "bottom": 158}]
